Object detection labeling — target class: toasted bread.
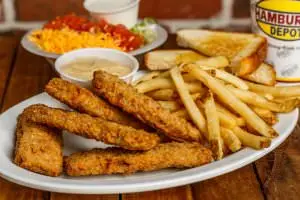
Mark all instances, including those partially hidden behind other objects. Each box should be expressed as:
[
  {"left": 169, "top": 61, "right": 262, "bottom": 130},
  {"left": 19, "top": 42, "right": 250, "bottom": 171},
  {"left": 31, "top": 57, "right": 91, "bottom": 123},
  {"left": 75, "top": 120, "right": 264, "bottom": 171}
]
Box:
[
  {"left": 242, "top": 63, "right": 276, "bottom": 86},
  {"left": 144, "top": 50, "right": 206, "bottom": 70},
  {"left": 176, "top": 29, "right": 267, "bottom": 76}
]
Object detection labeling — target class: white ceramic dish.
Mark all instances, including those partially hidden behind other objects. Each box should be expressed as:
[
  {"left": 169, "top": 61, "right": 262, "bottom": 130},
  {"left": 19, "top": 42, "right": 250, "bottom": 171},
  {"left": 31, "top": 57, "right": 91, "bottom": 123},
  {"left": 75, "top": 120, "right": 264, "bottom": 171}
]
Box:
[
  {"left": 84, "top": 0, "right": 140, "bottom": 28},
  {"left": 0, "top": 71, "right": 298, "bottom": 194},
  {"left": 21, "top": 24, "right": 168, "bottom": 59},
  {"left": 55, "top": 48, "right": 139, "bottom": 87}
]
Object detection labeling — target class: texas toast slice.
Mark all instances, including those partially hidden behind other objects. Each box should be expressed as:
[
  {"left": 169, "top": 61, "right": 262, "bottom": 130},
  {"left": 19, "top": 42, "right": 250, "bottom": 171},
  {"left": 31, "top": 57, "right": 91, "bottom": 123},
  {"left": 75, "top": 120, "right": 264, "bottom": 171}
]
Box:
[{"left": 176, "top": 29, "right": 267, "bottom": 76}]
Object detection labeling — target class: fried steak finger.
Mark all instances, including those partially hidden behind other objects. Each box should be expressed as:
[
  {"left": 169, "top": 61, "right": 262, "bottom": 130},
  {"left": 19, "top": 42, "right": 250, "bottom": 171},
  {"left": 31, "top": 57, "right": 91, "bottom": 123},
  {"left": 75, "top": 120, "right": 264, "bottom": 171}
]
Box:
[
  {"left": 45, "top": 78, "right": 147, "bottom": 130},
  {"left": 64, "top": 142, "right": 213, "bottom": 176},
  {"left": 14, "top": 114, "right": 63, "bottom": 176},
  {"left": 92, "top": 71, "right": 202, "bottom": 142},
  {"left": 23, "top": 104, "right": 160, "bottom": 150}
]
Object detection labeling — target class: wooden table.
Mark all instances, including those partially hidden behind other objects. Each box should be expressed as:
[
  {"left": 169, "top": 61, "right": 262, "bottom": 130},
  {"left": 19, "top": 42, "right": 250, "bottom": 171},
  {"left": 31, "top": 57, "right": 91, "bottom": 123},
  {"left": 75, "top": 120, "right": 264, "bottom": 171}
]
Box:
[{"left": 0, "top": 34, "right": 300, "bottom": 200}]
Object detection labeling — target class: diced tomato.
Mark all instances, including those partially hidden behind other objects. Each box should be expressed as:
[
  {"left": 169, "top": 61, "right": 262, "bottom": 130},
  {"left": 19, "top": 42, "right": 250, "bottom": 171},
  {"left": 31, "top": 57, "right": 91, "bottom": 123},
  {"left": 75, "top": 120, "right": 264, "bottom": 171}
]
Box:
[{"left": 42, "top": 14, "right": 145, "bottom": 50}]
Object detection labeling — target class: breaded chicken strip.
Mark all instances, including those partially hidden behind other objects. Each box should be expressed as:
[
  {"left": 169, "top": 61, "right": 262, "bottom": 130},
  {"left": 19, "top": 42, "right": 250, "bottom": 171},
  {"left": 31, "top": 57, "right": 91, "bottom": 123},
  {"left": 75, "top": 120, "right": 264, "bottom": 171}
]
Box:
[
  {"left": 92, "top": 71, "right": 202, "bottom": 142},
  {"left": 14, "top": 114, "right": 63, "bottom": 176},
  {"left": 45, "top": 78, "right": 147, "bottom": 130},
  {"left": 23, "top": 104, "right": 160, "bottom": 150},
  {"left": 64, "top": 142, "right": 212, "bottom": 176}
]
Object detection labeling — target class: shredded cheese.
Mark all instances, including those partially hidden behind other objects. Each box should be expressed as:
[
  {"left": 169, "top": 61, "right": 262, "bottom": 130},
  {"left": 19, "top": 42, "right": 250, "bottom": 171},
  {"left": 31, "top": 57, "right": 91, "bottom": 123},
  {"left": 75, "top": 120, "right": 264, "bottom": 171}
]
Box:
[{"left": 29, "top": 28, "right": 124, "bottom": 54}]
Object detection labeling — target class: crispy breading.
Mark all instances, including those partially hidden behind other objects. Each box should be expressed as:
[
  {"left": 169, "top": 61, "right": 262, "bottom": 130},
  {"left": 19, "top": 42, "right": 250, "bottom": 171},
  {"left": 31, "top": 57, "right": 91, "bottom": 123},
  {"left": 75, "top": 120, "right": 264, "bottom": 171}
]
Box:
[
  {"left": 64, "top": 142, "right": 213, "bottom": 176},
  {"left": 92, "top": 71, "right": 202, "bottom": 142},
  {"left": 14, "top": 114, "right": 63, "bottom": 177},
  {"left": 23, "top": 104, "right": 160, "bottom": 150},
  {"left": 45, "top": 78, "right": 147, "bottom": 130}
]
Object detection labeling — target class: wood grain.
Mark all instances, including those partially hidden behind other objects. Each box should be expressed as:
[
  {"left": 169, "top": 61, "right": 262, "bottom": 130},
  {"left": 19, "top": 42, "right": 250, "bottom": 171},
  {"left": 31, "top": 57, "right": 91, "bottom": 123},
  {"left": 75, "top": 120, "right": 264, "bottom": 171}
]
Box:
[
  {"left": 50, "top": 193, "right": 119, "bottom": 200},
  {"left": 0, "top": 37, "right": 18, "bottom": 106},
  {"left": 123, "top": 185, "right": 193, "bottom": 200},
  {"left": 0, "top": 179, "right": 45, "bottom": 200},
  {"left": 0, "top": 44, "right": 118, "bottom": 200},
  {"left": 1, "top": 32, "right": 297, "bottom": 200},
  {"left": 255, "top": 122, "right": 300, "bottom": 200},
  {"left": 191, "top": 165, "right": 264, "bottom": 200},
  {"left": 1, "top": 45, "right": 55, "bottom": 111},
  {"left": 0, "top": 41, "right": 50, "bottom": 200}
]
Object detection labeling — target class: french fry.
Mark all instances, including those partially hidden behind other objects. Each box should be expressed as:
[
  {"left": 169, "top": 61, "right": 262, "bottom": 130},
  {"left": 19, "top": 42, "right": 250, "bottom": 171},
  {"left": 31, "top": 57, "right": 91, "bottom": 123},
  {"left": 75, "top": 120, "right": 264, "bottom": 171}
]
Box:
[
  {"left": 191, "top": 92, "right": 205, "bottom": 101},
  {"left": 170, "top": 67, "right": 207, "bottom": 134},
  {"left": 132, "top": 71, "right": 161, "bottom": 86},
  {"left": 147, "top": 89, "right": 178, "bottom": 100},
  {"left": 272, "top": 96, "right": 300, "bottom": 102},
  {"left": 246, "top": 81, "right": 300, "bottom": 97},
  {"left": 177, "top": 93, "right": 205, "bottom": 105},
  {"left": 220, "top": 137, "right": 231, "bottom": 156},
  {"left": 181, "top": 69, "right": 249, "bottom": 91},
  {"left": 232, "top": 127, "right": 271, "bottom": 149},
  {"left": 182, "top": 74, "right": 197, "bottom": 82},
  {"left": 135, "top": 78, "right": 204, "bottom": 93},
  {"left": 173, "top": 109, "right": 190, "bottom": 120},
  {"left": 272, "top": 97, "right": 300, "bottom": 108},
  {"left": 250, "top": 106, "right": 278, "bottom": 125},
  {"left": 160, "top": 56, "right": 228, "bottom": 78},
  {"left": 226, "top": 85, "right": 297, "bottom": 113},
  {"left": 263, "top": 93, "right": 274, "bottom": 100},
  {"left": 135, "top": 78, "right": 173, "bottom": 93},
  {"left": 195, "top": 56, "right": 229, "bottom": 68},
  {"left": 186, "top": 64, "right": 277, "bottom": 138},
  {"left": 196, "top": 100, "right": 237, "bottom": 129},
  {"left": 159, "top": 70, "right": 171, "bottom": 78},
  {"left": 220, "top": 127, "right": 242, "bottom": 152},
  {"left": 218, "top": 112, "right": 237, "bottom": 129},
  {"left": 212, "top": 69, "right": 249, "bottom": 90},
  {"left": 215, "top": 103, "right": 246, "bottom": 127},
  {"left": 147, "top": 89, "right": 205, "bottom": 102},
  {"left": 158, "top": 101, "right": 181, "bottom": 112},
  {"left": 177, "top": 104, "right": 237, "bottom": 129},
  {"left": 204, "top": 92, "right": 223, "bottom": 160},
  {"left": 187, "top": 82, "right": 206, "bottom": 93}
]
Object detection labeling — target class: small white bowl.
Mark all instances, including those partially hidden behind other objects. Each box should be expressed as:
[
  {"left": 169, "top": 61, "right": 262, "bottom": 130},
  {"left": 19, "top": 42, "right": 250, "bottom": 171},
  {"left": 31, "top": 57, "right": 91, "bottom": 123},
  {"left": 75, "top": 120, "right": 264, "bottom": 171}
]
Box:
[
  {"left": 84, "top": 0, "right": 140, "bottom": 28},
  {"left": 55, "top": 48, "right": 139, "bottom": 88}
]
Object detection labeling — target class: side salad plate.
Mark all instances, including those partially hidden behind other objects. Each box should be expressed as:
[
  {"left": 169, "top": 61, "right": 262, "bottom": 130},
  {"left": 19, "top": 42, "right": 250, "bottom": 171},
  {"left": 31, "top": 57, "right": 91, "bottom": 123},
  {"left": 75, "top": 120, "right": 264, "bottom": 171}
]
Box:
[{"left": 21, "top": 24, "right": 168, "bottom": 59}]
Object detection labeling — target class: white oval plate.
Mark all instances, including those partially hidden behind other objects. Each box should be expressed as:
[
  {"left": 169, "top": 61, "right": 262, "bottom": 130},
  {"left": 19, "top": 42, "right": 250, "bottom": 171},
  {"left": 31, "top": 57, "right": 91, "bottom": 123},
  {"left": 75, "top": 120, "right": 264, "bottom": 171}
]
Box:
[
  {"left": 21, "top": 24, "right": 168, "bottom": 59},
  {"left": 0, "top": 74, "right": 298, "bottom": 194}
]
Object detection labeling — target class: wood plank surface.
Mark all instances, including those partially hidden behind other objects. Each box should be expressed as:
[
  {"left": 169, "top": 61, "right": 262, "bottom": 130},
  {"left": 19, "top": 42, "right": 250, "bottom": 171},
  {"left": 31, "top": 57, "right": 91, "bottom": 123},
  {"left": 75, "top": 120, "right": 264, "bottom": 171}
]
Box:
[
  {"left": 191, "top": 165, "right": 264, "bottom": 200},
  {"left": 0, "top": 41, "right": 49, "bottom": 200},
  {"left": 1, "top": 32, "right": 299, "bottom": 200},
  {"left": 50, "top": 193, "right": 119, "bottom": 200},
  {"left": 0, "top": 37, "right": 18, "bottom": 106},
  {"left": 255, "top": 122, "right": 300, "bottom": 200},
  {"left": 0, "top": 44, "right": 118, "bottom": 200},
  {"left": 1, "top": 45, "right": 55, "bottom": 111},
  {"left": 123, "top": 186, "right": 193, "bottom": 200}
]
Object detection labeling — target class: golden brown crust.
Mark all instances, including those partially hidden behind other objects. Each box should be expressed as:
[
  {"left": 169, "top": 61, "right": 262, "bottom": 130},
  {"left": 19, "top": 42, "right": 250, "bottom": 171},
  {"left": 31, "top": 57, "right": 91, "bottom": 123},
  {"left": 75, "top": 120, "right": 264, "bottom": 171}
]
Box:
[
  {"left": 176, "top": 29, "right": 268, "bottom": 76},
  {"left": 45, "top": 78, "right": 148, "bottom": 130},
  {"left": 23, "top": 104, "right": 160, "bottom": 150},
  {"left": 242, "top": 63, "right": 276, "bottom": 86},
  {"left": 239, "top": 53, "right": 261, "bottom": 76},
  {"left": 238, "top": 37, "right": 268, "bottom": 76},
  {"left": 14, "top": 114, "right": 63, "bottom": 177},
  {"left": 144, "top": 50, "right": 199, "bottom": 71},
  {"left": 257, "top": 37, "right": 268, "bottom": 64},
  {"left": 64, "top": 142, "right": 213, "bottom": 176},
  {"left": 92, "top": 71, "right": 202, "bottom": 142}
]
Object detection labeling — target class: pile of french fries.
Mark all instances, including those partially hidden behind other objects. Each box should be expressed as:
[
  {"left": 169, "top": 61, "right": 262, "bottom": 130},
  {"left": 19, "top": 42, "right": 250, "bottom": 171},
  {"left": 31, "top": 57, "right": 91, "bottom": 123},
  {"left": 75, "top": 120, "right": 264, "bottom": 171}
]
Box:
[{"left": 133, "top": 56, "right": 300, "bottom": 160}]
